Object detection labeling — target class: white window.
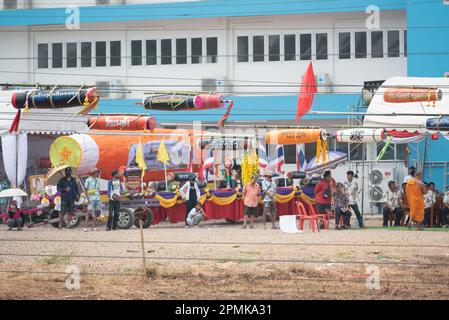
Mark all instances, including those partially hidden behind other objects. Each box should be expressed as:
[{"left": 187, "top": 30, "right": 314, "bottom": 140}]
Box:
[
  {"left": 268, "top": 35, "right": 280, "bottom": 62},
  {"left": 52, "top": 43, "right": 63, "bottom": 68},
  {"left": 339, "top": 32, "right": 351, "bottom": 59},
  {"left": 131, "top": 40, "right": 142, "bottom": 66},
  {"left": 95, "top": 41, "right": 107, "bottom": 67},
  {"left": 371, "top": 31, "right": 383, "bottom": 58},
  {"left": 110, "top": 41, "right": 121, "bottom": 67},
  {"left": 37, "top": 43, "right": 49, "bottom": 69},
  {"left": 146, "top": 40, "right": 157, "bottom": 66},
  {"left": 66, "top": 42, "right": 77, "bottom": 68},
  {"left": 300, "top": 34, "right": 312, "bottom": 60},
  {"left": 316, "top": 33, "right": 328, "bottom": 60},
  {"left": 237, "top": 36, "right": 249, "bottom": 62},
  {"left": 176, "top": 38, "right": 187, "bottom": 65},
  {"left": 206, "top": 37, "right": 218, "bottom": 63},
  {"left": 253, "top": 35, "right": 264, "bottom": 62},
  {"left": 355, "top": 32, "right": 367, "bottom": 59},
  {"left": 191, "top": 38, "right": 203, "bottom": 64},
  {"left": 388, "top": 30, "right": 400, "bottom": 58},
  {"left": 284, "top": 34, "right": 296, "bottom": 61},
  {"left": 81, "top": 42, "right": 92, "bottom": 68},
  {"left": 161, "top": 39, "right": 172, "bottom": 65}
]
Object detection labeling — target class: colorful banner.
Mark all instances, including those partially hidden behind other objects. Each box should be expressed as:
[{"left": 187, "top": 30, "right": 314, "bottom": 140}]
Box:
[
  {"left": 150, "top": 186, "right": 315, "bottom": 209},
  {"left": 127, "top": 139, "right": 191, "bottom": 171}
]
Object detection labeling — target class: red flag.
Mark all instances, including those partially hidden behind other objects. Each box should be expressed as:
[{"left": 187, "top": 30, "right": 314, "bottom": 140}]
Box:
[{"left": 296, "top": 62, "right": 317, "bottom": 122}]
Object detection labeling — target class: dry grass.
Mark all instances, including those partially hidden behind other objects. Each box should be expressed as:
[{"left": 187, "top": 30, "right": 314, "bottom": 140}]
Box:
[{"left": 1, "top": 219, "right": 449, "bottom": 300}]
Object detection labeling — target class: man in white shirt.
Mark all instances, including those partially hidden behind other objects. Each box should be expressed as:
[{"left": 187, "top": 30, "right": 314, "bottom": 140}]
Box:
[
  {"left": 261, "top": 171, "right": 277, "bottom": 229},
  {"left": 343, "top": 171, "right": 364, "bottom": 228},
  {"left": 383, "top": 181, "right": 403, "bottom": 227},
  {"left": 403, "top": 166, "right": 416, "bottom": 184},
  {"left": 423, "top": 182, "right": 436, "bottom": 227},
  {"left": 179, "top": 177, "right": 201, "bottom": 226}
]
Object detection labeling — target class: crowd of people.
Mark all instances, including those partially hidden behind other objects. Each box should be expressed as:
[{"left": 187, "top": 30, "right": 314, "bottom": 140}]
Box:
[
  {"left": 308, "top": 166, "right": 449, "bottom": 231},
  {"left": 3, "top": 163, "right": 449, "bottom": 232}
]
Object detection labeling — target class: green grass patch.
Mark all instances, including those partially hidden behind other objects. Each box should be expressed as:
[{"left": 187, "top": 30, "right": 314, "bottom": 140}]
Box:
[
  {"left": 38, "top": 254, "right": 72, "bottom": 265},
  {"left": 218, "top": 257, "right": 254, "bottom": 264}
]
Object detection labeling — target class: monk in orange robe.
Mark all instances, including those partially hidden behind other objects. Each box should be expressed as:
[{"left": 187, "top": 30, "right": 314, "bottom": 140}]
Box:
[{"left": 406, "top": 172, "right": 427, "bottom": 230}]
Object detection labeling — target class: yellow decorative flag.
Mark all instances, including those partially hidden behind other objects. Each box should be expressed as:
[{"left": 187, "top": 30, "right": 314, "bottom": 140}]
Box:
[
  {"left": 241, "top": 149, "right": 259, "bottom": 186},
  {"left": 157, "top": 139, "right": 170, "bottom": 165},
  {"left": 135, "top": 138, "right": 147, "bottom": 177}
]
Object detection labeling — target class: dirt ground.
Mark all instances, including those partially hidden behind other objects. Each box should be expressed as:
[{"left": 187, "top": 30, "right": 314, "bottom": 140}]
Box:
[{"left": 1, "top": 218, "right": 449, "bottom": 300}]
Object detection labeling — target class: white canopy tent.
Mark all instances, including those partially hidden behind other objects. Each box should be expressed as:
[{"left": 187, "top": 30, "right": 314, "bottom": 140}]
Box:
[{"left": 0, "top": 89, "right": 90, "bottom": 200}]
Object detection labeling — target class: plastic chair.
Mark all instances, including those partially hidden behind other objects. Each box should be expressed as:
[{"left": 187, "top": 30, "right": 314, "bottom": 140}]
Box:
[
  {"left": 279, "top": 215, "right": 304, "bottom": 234},
  {"left": 296, "top": 201, "right": 322, "bottom": 232},
  {"left": 304, "top": 202, "right": 330, "bottom": 230}
]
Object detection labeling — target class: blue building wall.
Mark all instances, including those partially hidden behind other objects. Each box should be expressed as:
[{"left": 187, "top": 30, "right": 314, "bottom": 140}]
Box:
[
  {"left": 96, "top": 93, "right": 359, "bottom": 123},
  {"left": 0, "top": 0, "right": 406, "bottom": 26},
  {"left": 406, "top": 0, "right": 449, "bottom": 189}
]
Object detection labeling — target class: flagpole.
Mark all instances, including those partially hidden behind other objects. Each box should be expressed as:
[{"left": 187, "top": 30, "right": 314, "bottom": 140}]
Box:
[
  {"left": 164, "top": 162, "right": 168, "bottom": 191},
  {"left": 283, "top": 146, "right": 287, "bottom": 186}
]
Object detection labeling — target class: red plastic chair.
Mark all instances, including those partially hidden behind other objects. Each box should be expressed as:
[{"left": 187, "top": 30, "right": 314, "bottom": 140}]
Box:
[
  {"left": 304, "top": 202, "right": 330, "bottom": 230},
  {"left": 296, "top": 201, "right": 322, "bottom": 232}
]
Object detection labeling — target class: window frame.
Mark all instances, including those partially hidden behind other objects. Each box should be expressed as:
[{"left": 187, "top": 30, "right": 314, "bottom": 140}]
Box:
[
  {"left": 387, "top": 30, "right": 400, "bottom": 58},
  {"left": 315, "top": 32, "right": 328, "bottom": 60},
  {"left": 252, "top": 35, "right": 265, "bottom": 62},
  {"left": 95, "top": 41, "right": 107, "bottom": 67},
  {"left": 51, "top": 42, "right": 63, "bottom": 69},
  {"left": 370, "top": 30, "right": 384, "bottom": 59},
  {"left": 299, "top": 33, "right": 312, "bottom": 61},
  {"left": 268, "top": 34, "right": 280, "bottom": 62},
  {"left": 145, "top": 39, "right": 158, "bottom": 66},
  {"left": 206, "top": 36, "right": 218, "bottom": 64},
  {"left": 110, "top": 40, "right": 122, "bottom": 67},
  {"left": 37, "top": 43, "right": 49, "bottom": 69},
  {"left": 130, "top": 39, "right": 143, "bottom": 66},
  {"left": 354, "top": 31, "right": 367, "bottom": 59},
  {"left": 66, "top": 42, "right": 78, "bottom": 68},
  {"left": 161, "top": 38, "right": 173, "bottom": 65},
  {"left": 80, "top": 41, "right": 92, "bottom": 68},
  {"left": 175, "top": 38, "right": 188, "bottom": 65},
  {"left": 283, "top": 33, "right": 296, "bottom": 62},
  {"left": 236, "top": 35, "right": 249, "bottom": 63},
  {"left": 191, "top": 37, "right": 203, "bottom": 64},
  {"left": 338, "top": 31, "right": 351, "bottom": 60}
]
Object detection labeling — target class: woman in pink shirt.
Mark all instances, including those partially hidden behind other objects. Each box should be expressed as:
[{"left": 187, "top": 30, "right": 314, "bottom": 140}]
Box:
[{"left": 242, "top": 174, "right": 261, "bottom": 229}]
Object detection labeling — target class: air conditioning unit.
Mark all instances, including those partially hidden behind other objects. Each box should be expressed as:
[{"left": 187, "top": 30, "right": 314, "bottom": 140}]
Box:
[
  {"left": 23, "top": 0, "right": 32, "bottom": 8},
  {"left": 316, "top": 73, "right": 332, "bottom": 93},
  {"left": 95, "top": 80, "right": 125, "bottom": 99},
  {"left": 3, "top": 0, "right": 18, "bottom": 9},
  {"left": 3, "top": 0, "right": 33, "bottom": 9},
  {"left": 201, "top": 78, "right": 232, "bottom": 94},
  {"left": 368, "top": 167, "right": 394, "bottom": 203}
]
